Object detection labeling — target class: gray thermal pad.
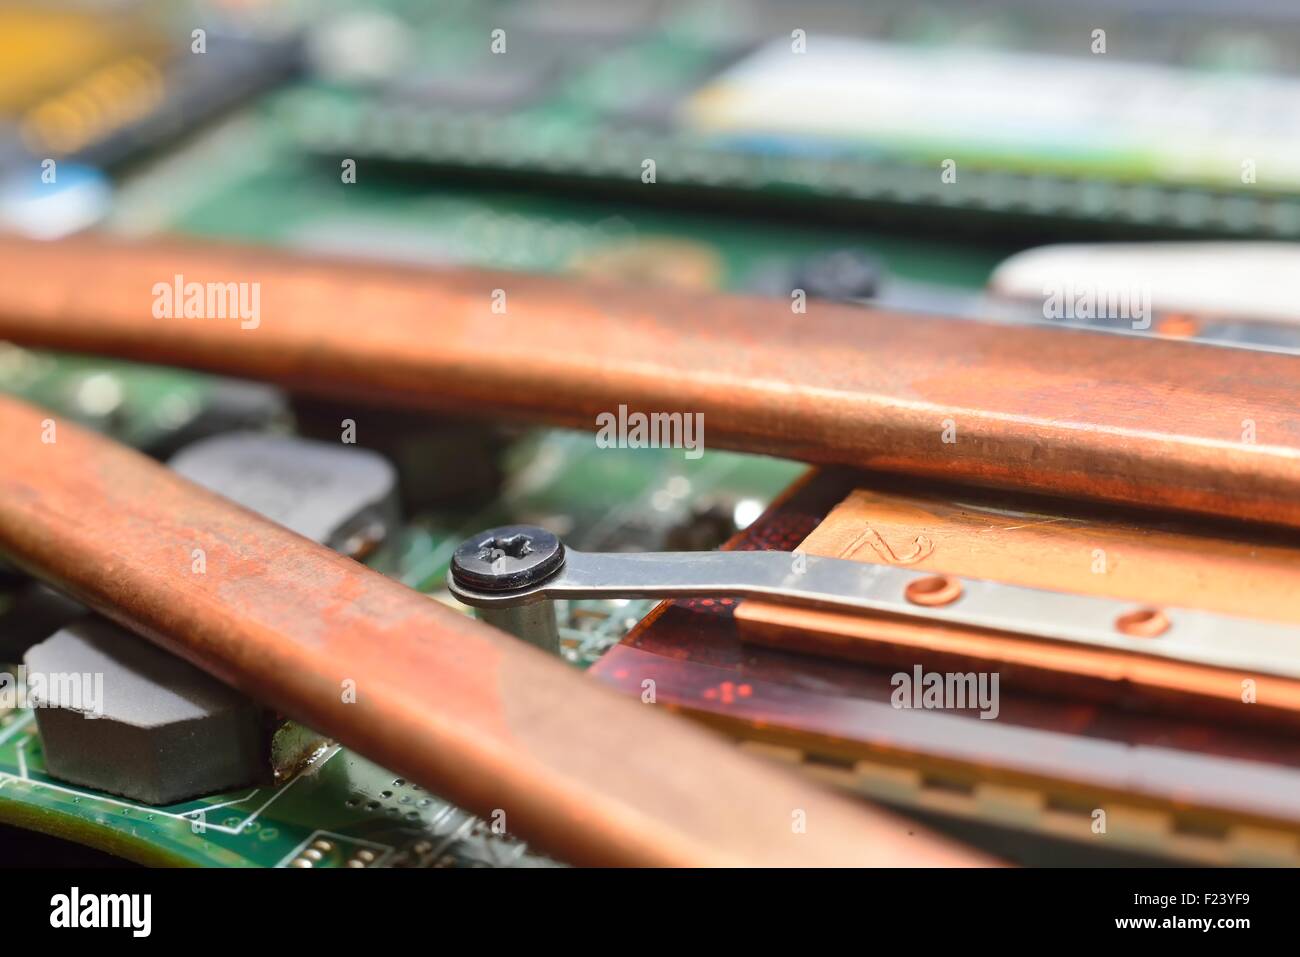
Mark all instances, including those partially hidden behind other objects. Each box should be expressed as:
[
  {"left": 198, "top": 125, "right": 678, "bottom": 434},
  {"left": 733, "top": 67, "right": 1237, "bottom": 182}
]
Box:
[
  {"left": 168, "top": 431, "right": 398, "bottom": 551},
  {"left": 25, "top": 617, "right": 267, "bottom": 806}
]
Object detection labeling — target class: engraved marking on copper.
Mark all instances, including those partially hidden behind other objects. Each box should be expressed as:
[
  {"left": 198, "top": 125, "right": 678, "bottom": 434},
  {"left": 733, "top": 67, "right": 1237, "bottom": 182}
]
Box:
[{"left": 839, "top": 526, "right": 934, "bottom": 566}]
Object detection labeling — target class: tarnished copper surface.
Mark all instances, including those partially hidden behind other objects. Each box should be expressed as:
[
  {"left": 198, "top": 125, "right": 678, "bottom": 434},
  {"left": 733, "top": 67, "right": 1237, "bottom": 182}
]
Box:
[
  {"left": 0, "top": 232, "right": 1297, "bottom": 528},
  {"left": 0, "top": 394, "right": 991, "bottom": 867},
  {"left": 736, "top": 484, "right": 1300, "bottom": 726}
]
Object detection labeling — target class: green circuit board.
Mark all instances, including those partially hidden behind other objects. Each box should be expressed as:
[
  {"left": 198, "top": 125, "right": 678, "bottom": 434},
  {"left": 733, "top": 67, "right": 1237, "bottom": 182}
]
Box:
[
  {"left": 273, "top": 0, "right": 1300, "bottom": 238},
  {"left": 0, "top": 713, "right": 554, "bottom": 868}
]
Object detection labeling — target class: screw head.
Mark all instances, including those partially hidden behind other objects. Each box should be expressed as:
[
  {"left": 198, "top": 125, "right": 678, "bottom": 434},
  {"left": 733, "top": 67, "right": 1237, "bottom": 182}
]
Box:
[{"left": 451, "top": 525, "right": 565, "bottom": 592}]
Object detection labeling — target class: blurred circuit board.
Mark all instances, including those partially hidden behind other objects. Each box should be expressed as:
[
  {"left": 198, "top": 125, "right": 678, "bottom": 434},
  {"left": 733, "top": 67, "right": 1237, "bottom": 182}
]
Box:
[
  {"left": 108, "top": 133, "right": 1007, "bottom": 288},
  {"left": 273, "top": 0, "right": 1300, "bottom": 239},
  {"left": 0, "top": 2, "right": 296, "bottom": 174}
]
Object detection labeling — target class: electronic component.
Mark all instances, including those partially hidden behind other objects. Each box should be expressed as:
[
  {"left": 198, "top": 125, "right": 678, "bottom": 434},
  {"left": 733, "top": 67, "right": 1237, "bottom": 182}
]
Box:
[
  {"left": 289, "top": 400, "right": 506, "bottom": 510},
  {"left": 749, "top": 249, "right": 884, "bottom": 301},
  {"left": 25, "top": 617, "right": 269, "bottom": 805},
  {"left": 169, "top": 432, "right": 399, "bottom": 559},
  {"left": 988, "top": 242, "right": 1300, "bottom": 352},
  {"left": 792, "top": 249, "right": 883, "bottom": 301},
  {"left": 0, "top": 5, "right": 299, "bottom": 175}
]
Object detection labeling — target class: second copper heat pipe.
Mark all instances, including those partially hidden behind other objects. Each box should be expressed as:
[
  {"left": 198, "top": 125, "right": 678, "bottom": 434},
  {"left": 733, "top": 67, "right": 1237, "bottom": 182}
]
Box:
[{"left": 0, "top": 233, "right": 1295, "bottom": 529}]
